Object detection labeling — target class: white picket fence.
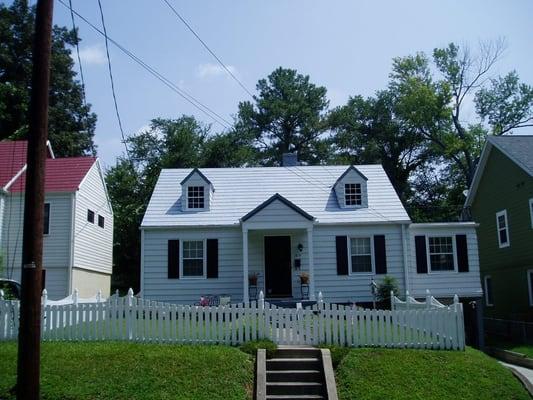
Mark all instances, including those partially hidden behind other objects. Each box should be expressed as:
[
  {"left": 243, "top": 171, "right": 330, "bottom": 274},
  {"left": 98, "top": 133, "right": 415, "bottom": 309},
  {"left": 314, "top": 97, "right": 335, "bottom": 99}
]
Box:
[
  {"left": 391, "top": 290, "right": 448, "bottom": 310},
  {"left": 0, "top": 290, "right": 465, "bottom": 350}
]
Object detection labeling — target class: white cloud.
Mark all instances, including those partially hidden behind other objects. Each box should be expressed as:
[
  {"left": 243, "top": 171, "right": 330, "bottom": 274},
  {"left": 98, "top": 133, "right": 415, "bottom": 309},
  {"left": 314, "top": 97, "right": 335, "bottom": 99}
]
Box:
[
  {"left": 196, "top": 63, "right": 237, "bottom": 78},
  {"left": 77, "top": 44, "right": 106, "bottom": 66}
]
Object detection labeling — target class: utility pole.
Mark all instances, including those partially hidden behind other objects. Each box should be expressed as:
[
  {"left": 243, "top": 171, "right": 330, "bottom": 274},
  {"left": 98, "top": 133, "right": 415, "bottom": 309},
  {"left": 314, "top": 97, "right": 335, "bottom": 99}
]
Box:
[{"left": 16, "top": 1, "right": 54, "bottom": 399}]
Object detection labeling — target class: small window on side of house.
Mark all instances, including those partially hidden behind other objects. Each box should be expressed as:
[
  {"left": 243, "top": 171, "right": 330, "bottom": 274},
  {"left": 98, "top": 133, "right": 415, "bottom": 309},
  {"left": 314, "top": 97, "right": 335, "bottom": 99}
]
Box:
[
  {"left": 43, "top": 203, "right": 50, "bottom": 235},
  {"left": 484, "top": 275, "right": 494, "bottom": 306},
  {"left": 98, "top": 215, "right": 105, "bottom": 228},
  {"left": 496, "top": 210, "right": 509, "bottom": 248},
  {"left": 187, "top": 186, "right": 205, "bottom": 209},
  {"left": 428, "top": 236, "right": 455, "bottom": 272},
  {"left": 344, "top": 183, "right": 362, "bottom": 206},
  {"left": 87, "top": 209, "right": 95, "bottom": 223}
]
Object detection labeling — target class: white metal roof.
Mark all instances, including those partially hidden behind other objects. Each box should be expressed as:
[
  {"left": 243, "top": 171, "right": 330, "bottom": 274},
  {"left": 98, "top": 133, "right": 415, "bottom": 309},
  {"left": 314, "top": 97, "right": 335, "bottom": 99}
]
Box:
[{"left": 141, "top": 165, "right": 411, "bottom": 227}]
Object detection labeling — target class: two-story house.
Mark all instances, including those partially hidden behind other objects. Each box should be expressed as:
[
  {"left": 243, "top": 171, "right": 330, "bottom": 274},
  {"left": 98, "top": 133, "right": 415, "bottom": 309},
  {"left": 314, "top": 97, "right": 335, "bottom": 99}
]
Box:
[
  {"left": 0, "top": 140, "right": 113, "bottom": 299},
  {"left": 465, "top": 135, "right": 533, "bottom": 322}
]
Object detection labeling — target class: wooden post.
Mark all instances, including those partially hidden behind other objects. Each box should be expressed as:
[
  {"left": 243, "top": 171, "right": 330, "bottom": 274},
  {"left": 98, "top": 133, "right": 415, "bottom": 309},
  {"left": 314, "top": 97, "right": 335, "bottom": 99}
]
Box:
[
  {"left": 405, "top": 290, "right": 410, "bottom": 310},
  {"left": 426, "top": 289, "right": 431, "bottom": 309},
  {"left": 73, "top": 289, "right": 79, "bottom": 305},
  {"left": 242, "top": 228, "right": 249, "bottom": 303},
  {"left": 41, "top": 289, "right": 47, "bottom": 306},
  {"left": 0, "top": 289, "right": 4, "bottom": 301},
  {"left": 96, "top": 290, "right": 102, "bottom": 303},
  {"left": 306, "top": 227, "right": 316, "bottom": 300},
  {"left": 16, "top": 1, "right": 54, "bottom": 398},
  {"left": 390, "top": 290, "right": 394, "bottom": 311}
]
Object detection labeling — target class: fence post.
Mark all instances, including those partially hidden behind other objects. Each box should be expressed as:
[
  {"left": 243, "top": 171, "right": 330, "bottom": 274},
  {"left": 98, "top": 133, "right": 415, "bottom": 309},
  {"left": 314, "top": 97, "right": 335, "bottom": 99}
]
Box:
[
  {"left": 259, "top": 291, "right": 264, "bottom": 310},
  {"left": 127, "top": 288, "right": 134, "bottom": 340},
  {"left": 426, "top": 289, "right": 431, "bottom": 309},
  {"left": 96, "top": 290, "right": 102, "bottom": 303},
  {"left": 0, "top": 289, "right": 4, "bottom": 301},
  {"left": 390, "top": 290, "right": 394, "bottom": 311},
  {"left": 41, "top": 289, "right": 47, "bottom": 306},
  {"left": 73, "top": 289, "right": 79, "bottom": 305},
  {"left": 405, "top": 290, "right": 410, "bottom": 310},
  {"left": 453, "top": 294, "right": 459, "bottom": 312},
  {"left": 318, "top": 291, "right": 323, "bottom": 310}
]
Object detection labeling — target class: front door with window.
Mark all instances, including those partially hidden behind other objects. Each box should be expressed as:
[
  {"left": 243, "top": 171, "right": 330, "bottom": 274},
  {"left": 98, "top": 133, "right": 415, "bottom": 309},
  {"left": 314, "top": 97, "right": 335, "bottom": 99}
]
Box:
[{"left": 264, "top": 236, "right": 292, "bottom": 297}]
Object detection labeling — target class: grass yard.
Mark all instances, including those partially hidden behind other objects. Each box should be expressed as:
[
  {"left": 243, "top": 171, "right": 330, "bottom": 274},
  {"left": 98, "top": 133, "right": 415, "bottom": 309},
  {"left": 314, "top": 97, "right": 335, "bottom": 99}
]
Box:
[
  {"left": 335, "top": 347, "right": 530, "bottom": 400},
  {"left": 0, "top": 342, "right": 254, "bottom": 400}
]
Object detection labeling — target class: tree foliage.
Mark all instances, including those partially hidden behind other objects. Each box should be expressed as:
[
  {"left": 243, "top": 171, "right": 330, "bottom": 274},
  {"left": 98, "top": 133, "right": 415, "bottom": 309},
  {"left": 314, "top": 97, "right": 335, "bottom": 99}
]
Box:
[
  {"left": 0, "top": 0, "right": 96, "bottom": 156},
  {"left": 235, "top": 67, "right": 329, "bottom": 165}
]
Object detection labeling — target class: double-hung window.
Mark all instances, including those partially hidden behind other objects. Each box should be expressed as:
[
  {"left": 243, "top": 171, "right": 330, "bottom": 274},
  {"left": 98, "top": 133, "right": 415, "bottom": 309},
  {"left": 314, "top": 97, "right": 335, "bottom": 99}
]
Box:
[
  {"left": 349, "top": 237, "right": 373, "bottom": 273},
  {"left": 187, "top": 186, "right": 205, "bottom": 209},
  {"left": 428, "top": 236, "right": 455, "bottom": 272},
  {"left": 344, "top": 183, "right": 362, "bottom": 206},
  {"left": 496, "top": 210, "right": 509, "bottom": 248},
  {"left": 182, "top": 240, "right": 205, "bottom": 278},
  {"left": 484, "top": 275, "right": 494, "bottom": 307}
]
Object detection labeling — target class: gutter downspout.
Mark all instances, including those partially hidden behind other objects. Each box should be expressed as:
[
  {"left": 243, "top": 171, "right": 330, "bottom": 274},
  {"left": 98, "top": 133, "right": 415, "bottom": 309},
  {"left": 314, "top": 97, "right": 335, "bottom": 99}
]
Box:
[
  {"left": 401, "top": 224, "right": 410, "bottom": 295},
  {"left": 68, "top": 192, "right": 77, "bottom": 295}
]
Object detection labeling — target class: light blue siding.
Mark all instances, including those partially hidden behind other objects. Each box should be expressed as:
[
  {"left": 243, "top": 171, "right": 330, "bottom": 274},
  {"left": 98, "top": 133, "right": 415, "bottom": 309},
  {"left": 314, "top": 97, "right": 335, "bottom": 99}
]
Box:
[{"left": 73, "top": 161, "right": 113, "bottom": 275}]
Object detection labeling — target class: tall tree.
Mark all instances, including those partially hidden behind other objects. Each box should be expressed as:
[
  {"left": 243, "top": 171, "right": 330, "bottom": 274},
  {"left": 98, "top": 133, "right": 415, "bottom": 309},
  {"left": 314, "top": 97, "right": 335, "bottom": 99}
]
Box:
[
  {"left": 235, "top": 67, "right": 330, "bottom": 165},
  {"left": 0, "top": 0, "right": 96, "bottom": 156},
  {"left": 329, "top": 91, "right": 431, "bottom": 202}
]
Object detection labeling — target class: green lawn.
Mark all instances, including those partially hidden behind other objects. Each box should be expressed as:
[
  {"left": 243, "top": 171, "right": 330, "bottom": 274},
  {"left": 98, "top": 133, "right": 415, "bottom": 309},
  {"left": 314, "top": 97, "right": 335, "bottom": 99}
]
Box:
[
  {"left": 0, "top": 342, "right": 254, "bottom": 400},
  {"left": 335, "top": 347, "right": 530, "bottom": 400}
]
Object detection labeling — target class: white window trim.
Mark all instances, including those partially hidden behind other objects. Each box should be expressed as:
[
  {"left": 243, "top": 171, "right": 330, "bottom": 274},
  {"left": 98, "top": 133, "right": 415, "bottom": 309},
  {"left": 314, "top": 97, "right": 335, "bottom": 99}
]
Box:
[
  {"left": 496, "top": 209, "right": 510, "bottom": 248},
  {"left": 347, "top": 236, "right": 375, "bottom": 275},
  {"left": 344, "top": 183, "right": 362, "bottom": 208},
  {"left": 43, "top": 202, "right": 51, "bottom": 236},
  {"left": 426, "top": 235, "right": 458, "bottom": 274},
  {"left": 529, "top": 198, "right": 533, "bottom": 229},
  {"left": 185, "top": 185, "right": 206, "bottom": 211},
  {"left": 179, "top": 239, "right": 207, "bottom": 279},
  {"left": 484, "top": 275, "right": 493, "bottom": 307}
]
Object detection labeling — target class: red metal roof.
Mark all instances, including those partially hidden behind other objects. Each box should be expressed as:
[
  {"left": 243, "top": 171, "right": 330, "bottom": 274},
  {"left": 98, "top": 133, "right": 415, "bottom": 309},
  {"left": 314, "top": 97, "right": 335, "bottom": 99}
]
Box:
[
  {"left": 0, "top": 141, "right": 28, "bottom": 188},
  {"left": 9, "top": 157, "right": 97, "bottom": 193},
  {"left": 0, "top": 140, "right": 96, "bottom": 193}
]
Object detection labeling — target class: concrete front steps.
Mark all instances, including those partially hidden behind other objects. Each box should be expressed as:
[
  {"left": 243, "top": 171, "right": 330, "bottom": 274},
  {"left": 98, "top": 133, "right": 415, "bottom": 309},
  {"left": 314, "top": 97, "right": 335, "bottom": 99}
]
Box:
[{"left": 256, "top": 346, "right": 338, "bottom": 400}]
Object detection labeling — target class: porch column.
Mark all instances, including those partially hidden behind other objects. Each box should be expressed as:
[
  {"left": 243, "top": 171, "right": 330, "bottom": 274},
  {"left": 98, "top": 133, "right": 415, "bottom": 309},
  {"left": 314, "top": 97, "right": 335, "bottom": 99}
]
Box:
[
  {"left": 307, "top": 227, "right": 316, "bottom": 300},
  {"left": 243, "top": 227, "right": 249, "bottom": 303}
]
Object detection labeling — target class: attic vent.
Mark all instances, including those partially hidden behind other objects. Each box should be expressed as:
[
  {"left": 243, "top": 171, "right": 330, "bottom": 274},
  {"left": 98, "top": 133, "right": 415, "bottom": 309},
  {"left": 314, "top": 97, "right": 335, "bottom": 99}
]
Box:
[{"left": 282, "top": 152, "right": 299, "bottom": 167}]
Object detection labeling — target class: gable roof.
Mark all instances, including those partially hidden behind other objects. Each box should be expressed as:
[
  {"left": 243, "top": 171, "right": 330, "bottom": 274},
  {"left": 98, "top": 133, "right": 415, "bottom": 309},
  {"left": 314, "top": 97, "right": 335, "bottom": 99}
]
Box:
[
  {"left": 465, "top": 135, "right": 533, "bottom": 206},
  {"left": 142, "top": 165, "right": 411, "bottom": 227},
  {"left": 334, "top": 165, "right": 368, "bottom": 186},
  {"left": 0, "top": 140, "right": 55, "bottom": 190},
  {"left": 241, "top": 193, "right": 315, "bottom": 222},
  {"left": 9, "top": 157, "right": 97, "bottom": 193},
  {"left": 179, "top": 168, "right": 213, "bottom": 187}
]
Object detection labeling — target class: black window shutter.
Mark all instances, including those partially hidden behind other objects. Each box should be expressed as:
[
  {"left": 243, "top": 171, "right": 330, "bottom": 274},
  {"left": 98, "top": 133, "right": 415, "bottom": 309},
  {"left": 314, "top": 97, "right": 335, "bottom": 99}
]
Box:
[
  {"left": 168, "top": 240, "right": 180, "bottom": 279},
  {"left": 336, "top": 236, "right": 349, "bottom": 275},
  {"left": 456, "top": 234, "right": 469, "bottom": 272},
  {"left": 374, "top": 235, "right": 387, "bottom": 274},
  {"left": 415, "top": 235, "right": 428, "bottom": 274},
  {"left": 206, "top": 239, "right": 219, "bottom": 279}
]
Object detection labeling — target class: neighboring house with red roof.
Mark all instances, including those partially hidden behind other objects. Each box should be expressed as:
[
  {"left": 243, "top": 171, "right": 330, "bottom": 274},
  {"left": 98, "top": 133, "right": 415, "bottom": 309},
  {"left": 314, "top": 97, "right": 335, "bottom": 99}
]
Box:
[{"left": 0, "top": 140, "right": 113, "bottom": 299}]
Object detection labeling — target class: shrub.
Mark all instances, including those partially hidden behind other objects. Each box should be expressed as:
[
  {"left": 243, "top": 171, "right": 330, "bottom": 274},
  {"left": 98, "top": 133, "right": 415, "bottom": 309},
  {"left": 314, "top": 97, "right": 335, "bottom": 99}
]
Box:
[
  {"left": 239, "top": 339, "right": 277, "bottom": 358},
  {"left": 376, "top": 275, "right": 399, "bottom": 304}
]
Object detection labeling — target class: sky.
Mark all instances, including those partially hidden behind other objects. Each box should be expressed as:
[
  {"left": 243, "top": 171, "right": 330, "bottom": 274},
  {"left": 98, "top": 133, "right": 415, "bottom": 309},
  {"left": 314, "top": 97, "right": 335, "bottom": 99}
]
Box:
[{"left": 47, "top": 0, "right": 533, "bottom": 168}]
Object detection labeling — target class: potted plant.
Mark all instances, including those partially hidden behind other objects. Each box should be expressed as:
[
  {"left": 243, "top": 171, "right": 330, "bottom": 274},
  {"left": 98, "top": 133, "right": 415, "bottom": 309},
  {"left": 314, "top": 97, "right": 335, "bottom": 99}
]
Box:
[
  {"left": 248, "top": 272, "right": 259, "bottom": 286},
  {"left": 299, "top": 272, "right": 310, "bottom": 285}
]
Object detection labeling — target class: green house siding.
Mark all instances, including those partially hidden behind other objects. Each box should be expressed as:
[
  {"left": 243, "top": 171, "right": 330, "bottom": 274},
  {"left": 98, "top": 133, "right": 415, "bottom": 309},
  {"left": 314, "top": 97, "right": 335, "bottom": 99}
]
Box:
[{"left": 471, "top": 147, "right": 533, "bottom": 321}]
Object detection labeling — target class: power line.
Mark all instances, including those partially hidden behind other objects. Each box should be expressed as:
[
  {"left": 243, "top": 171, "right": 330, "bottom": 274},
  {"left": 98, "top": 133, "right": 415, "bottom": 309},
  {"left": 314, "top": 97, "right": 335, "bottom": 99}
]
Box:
[
  {"left": 57, "top": 0, "right": 232, "bottom": 129},
  {"left": 161, "top": 0, "right": 255, "bottom": 99},
  {"left": 96, "top": 0, "right": 130, "bottom": 159}
]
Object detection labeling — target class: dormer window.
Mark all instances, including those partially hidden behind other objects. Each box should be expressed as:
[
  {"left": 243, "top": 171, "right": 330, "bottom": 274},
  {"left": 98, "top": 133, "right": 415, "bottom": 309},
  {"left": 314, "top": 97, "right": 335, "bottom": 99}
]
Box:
[
  {"left": 187, "top": 186, "right": 205, "bottom": 209},
  {"left": 345, "top": 183, "right": 362, "bottom": 206}
]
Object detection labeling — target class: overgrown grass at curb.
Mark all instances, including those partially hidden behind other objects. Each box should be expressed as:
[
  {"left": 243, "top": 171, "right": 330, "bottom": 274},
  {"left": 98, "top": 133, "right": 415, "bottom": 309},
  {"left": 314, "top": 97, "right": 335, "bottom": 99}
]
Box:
[
  {"left": 0, "top": 342, "right": 254, "bottom": 400},
  {"left": 336, "top": 347, "right": 530, "bottom": 400}
]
